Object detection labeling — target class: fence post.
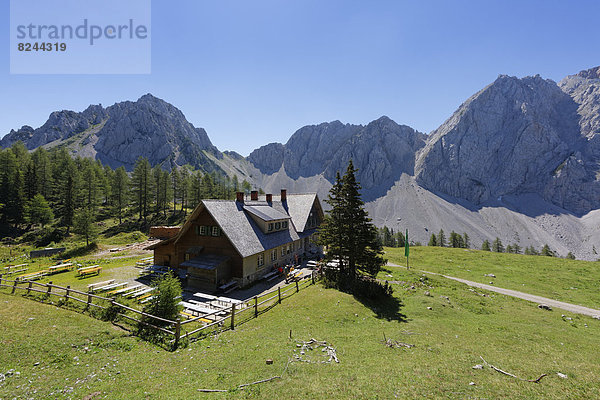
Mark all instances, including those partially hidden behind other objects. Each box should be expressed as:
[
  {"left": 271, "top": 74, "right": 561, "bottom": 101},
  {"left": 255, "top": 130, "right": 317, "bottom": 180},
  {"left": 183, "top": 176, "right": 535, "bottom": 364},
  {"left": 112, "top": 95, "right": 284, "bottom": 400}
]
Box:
[
  {"left": 278, "top": 287, "right": 281, "bottom": 304},
  {"left": 296, "top": 280, "right": 299, "bottom": 292},
  {"left": 47, "top": 282, "right": 52, "bottom": 296},
  {"left": 230, "top": 303, "right": 236, "bottom": 330},
  {"left": 65, "top": 285, "right": 70, "bottom": 302},
  {"left": 0, "top": 274, "right": 3, "bottom": 286},
  {"left": 175, "top": 316, "right": 181, "bottom": 348},
  {"left": 311, "top": 271, "right": 315, "bottom": 284},
  {"left": 27, "top": 281, "right": 33, "bottom": 295},
  {"left": 12, "top": 279, "right": 18, "bottom": 294},
  {"left": 254, "top": 296, "right": 258, "bottom": 318},
  {"left": 87, "top": 293, "right": 93, "bottom": 308}
]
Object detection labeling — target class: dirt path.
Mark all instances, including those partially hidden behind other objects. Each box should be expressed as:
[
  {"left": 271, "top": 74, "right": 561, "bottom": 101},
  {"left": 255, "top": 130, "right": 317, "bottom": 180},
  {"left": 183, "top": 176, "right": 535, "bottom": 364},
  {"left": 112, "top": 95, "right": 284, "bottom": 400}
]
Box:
[
  {"left": 387, "top": 262, "right": 600, "bottom": 318},
  {"left": 95, "top": 239, "right": 161, "bottom": 258}
]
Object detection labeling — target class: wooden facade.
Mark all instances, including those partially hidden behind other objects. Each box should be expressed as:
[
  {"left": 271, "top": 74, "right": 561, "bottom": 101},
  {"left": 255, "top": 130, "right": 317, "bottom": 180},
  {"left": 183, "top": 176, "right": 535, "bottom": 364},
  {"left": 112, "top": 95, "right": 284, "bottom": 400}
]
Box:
[{"left": 149, "top": 191, "right": 323, "bottom": 292}]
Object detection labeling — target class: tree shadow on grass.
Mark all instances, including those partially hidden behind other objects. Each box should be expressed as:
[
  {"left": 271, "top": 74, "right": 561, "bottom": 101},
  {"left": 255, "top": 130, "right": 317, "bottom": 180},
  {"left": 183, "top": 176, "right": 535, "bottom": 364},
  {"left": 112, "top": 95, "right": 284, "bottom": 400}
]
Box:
[
  {"left": 352, "top": 291, "right": 408, "bottom": 322},
  {"left": 322, "top": 272, "right": 408, "bottom": 322}
]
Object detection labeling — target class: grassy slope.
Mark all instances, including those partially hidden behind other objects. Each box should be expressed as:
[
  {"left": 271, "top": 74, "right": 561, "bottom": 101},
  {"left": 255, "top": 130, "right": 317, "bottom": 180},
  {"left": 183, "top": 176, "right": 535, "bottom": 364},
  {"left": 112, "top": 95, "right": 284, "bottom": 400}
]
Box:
[
  {"left": 2, "top": 268, "right": 600, "bottom": 399},
  {"left": 385, "top": 246, "right": 600, "bottom": 309}
]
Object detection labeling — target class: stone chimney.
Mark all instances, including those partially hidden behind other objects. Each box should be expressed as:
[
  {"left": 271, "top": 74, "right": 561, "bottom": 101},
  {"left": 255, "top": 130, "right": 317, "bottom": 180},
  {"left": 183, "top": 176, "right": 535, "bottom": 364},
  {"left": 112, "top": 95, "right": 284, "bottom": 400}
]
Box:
[
  {"left": 266, "top": 193, "right": 272, "bottom": 203},
  {"left": 236, "top": 192, "right": 244, "bottom": 203},
  {"left": 251, "top": 190, "right": 259, "bottom": 201},
  {"left": 281, "top": 189, "right": 287, "bottom": 202}
]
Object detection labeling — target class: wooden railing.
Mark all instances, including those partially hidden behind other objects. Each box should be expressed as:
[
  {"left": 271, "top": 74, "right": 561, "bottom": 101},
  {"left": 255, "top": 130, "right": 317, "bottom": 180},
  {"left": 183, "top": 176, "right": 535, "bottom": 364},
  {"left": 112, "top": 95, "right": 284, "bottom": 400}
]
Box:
[{"left": 0, "top": 271, "right": 319, "bottom": 348}]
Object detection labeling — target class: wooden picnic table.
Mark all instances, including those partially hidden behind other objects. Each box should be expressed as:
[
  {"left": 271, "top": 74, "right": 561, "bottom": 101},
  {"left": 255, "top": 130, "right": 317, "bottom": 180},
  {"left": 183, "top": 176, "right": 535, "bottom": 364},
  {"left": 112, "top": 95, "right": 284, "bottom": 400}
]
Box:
[
  {"left": 127, "top": 287, "right": 155, "bottom": 298},
  {"left": 48, "top": 262, "right": 73, "bottom": 271},
  {"left": 180, "top": 301, "right": 227, "bottom": 316},
  {"left": 78, "top": 265, "right": 99, "bottom": 272},
  {"left": 192, "top": 292, "right": 218, "bottom": 301},
  {"left": 4, "top": 263, "right": 28, "bottom": 271},
  {"left": 94, "top": 282, "right": 127, "bottom": 292},
  {"left": 78, "top": 266, "right": 102, "bottom": 277},
  {"left": 17, "top": 270, "right": 47, "bottom": 281}
]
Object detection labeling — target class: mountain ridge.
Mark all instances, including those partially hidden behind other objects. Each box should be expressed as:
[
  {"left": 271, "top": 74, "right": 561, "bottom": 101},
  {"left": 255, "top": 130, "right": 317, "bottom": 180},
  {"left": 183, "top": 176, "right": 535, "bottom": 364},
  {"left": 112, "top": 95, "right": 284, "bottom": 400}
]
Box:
[{"left": 3, "top": 66, "right": 600, "bottom": 258}]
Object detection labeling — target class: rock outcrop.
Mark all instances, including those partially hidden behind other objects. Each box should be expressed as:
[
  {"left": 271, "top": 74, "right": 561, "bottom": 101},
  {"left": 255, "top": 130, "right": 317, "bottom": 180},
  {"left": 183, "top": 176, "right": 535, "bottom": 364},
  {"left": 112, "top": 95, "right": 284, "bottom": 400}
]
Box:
[
  {"left": 249, "top": 117, "right": 426, "bottom": 200},
  {"left": 415, "top": 73, "right": 600, "bottom": 214}
]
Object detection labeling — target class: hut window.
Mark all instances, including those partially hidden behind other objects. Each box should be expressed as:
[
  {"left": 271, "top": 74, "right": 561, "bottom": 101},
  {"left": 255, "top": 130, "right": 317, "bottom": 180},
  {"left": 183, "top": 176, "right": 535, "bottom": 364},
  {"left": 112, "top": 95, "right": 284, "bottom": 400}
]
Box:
[
  {"left": 282, "top": 221, "right": 288, "bottom": 229},
  {"left": 257, "top": 253, "right": 264, "bottom": 267},
  {"left": 198, "top": 226, "right": 208, "bottom": 236},
  {"left": 212, "top": 226, "right": 220, "bottom": 236},
  {"left": 275, "top": 222, "right": 281, "bottom": 230},
  {"left": 268, "top": 223, "right": 274, "bottom": 232}
]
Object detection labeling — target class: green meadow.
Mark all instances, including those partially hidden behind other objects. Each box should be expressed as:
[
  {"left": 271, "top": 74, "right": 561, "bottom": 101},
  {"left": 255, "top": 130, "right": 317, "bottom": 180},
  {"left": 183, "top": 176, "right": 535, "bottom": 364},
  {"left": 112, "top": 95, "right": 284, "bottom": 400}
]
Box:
[
  {"left": 385, "top": 246, "right": 600, "bottom": 309},
  {"left": 1, "top": 248, "right": 599, "bottom": 399}
]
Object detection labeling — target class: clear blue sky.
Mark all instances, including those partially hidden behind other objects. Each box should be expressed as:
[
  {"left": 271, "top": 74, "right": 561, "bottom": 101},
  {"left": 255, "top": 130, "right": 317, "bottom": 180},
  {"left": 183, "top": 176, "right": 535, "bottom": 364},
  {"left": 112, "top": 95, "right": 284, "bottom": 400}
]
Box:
[{"left": 1, "top": 0, "right": 599, "bottom": 156}]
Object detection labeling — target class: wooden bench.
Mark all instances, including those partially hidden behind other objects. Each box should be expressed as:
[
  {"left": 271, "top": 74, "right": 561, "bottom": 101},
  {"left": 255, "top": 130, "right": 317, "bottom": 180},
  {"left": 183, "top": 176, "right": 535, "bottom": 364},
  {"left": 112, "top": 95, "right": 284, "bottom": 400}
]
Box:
[
  {"left": 48, "top": 263, "right": 74, "bottom": 274},
  {"left": 127, "top": 287, "right": 155, "bottom": 298},
  {"left": 139, "top": 295, "right": 155, "bottom": 304},
  {"left": 112, "top": 284, "right": 142, "bottom": 296},
  {"left": 78, "top": 266, "right": 102, "bottom": 277},
  {"left": 17, "top": 270, "right": 47, "bottom": 281},
  {"left": 95, "top": 282, "right": 127, "bottom": 293},
  {"left": 218, "top": 280, "right": 239, "bottom": 293},
  {"left": 137, "top": 293, "right": 154, "bottom": 302},
  {"left": 87, "top": 279, "right": 115, "bottom": 291}
]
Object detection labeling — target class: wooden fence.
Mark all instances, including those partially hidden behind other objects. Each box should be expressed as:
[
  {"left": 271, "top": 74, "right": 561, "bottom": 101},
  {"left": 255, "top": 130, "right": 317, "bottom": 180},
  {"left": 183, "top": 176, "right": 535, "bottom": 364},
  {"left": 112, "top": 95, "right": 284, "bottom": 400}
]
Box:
[{"left": 0, "top": 271, "right": 319, "bottom": 348}]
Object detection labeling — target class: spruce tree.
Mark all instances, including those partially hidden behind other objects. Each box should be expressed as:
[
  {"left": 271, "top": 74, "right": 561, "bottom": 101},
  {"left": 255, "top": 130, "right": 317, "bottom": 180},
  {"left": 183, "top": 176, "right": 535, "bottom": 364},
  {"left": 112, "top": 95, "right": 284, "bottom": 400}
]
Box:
[
  {"left": 316, "top": 160, "right": 385, "bottom": 278},
  {"left": 395, "top": 231, "right": 405, "bottom": 248},
  {"left": 437, "top": 229, "right": 446, "bottom": 247},
  {"left": 541, "top": 244, "right": 554, "bottom": 257},
  {"left": 481, "top": 239, "right": 491, "bottom": 251},
  {"left": 428, "top": 233, "right": 437, "bottom": 246},
  {"left": 462, "top": 232, "right": 470, "bottom": 248},
  {"left": 492, "top": 237, "right": 504, "bottom": 253}
]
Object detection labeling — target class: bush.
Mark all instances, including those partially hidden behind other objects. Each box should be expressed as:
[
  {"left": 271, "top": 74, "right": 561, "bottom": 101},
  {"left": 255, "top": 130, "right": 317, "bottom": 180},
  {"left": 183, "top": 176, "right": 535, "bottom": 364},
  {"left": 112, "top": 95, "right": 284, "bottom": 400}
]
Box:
[{"left": 138, "top": 272, "right": 182, "bottom": 342}]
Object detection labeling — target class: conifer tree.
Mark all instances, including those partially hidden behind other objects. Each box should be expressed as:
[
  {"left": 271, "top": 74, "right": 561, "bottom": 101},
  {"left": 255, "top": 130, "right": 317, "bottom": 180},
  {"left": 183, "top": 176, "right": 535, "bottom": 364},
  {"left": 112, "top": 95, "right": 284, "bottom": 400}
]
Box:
[
  {"left": 541, "top": 244, "right": 554, "bottom": 257},
  {"left": 395, "top": 231, "right": 405, "bottom": 248},
  {"left": 428, "top": 233, "right": 437, "bottom": 246},
  {"left": 25, "top": 194, "right": 54, "bottom": 228},
  {"left": 481, "top": 239, "right": 491, "bottom": 251},
  {"left": 316, "top": 161, "right": 385, "bottom": 278},
  {"left": 437, "top": 229, "right": 446, "bottom": 247},
  {"left": 492, "top": 237, "right": 504, "bottom": 253},
  {"left": 112, "top": 166, "right": 129, "bottom": 224},
  {"left": 131, "top": 157, "right": 153, "bottom": 223},
  {"left": 462, "top": 232, "right": 470, "bottom": 248},
  {"left": 73, "top": 207, "right": 98, "bottom": 246}
]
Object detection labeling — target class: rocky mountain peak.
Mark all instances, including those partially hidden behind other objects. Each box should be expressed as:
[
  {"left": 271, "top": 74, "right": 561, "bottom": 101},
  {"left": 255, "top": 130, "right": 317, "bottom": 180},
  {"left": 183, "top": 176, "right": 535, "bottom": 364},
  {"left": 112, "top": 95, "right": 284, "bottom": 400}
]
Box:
[
  {"left": 575, "top": 66, "right": 600, "bottom": 80},
  {"left": 1, "top": 94, "right": 222, "bottom": 172}
]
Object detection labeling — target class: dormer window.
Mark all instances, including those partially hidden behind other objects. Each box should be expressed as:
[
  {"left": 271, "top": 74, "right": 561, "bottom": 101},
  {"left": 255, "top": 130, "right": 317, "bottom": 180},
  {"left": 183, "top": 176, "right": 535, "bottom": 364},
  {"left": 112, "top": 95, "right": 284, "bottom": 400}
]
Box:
[
  {"left": 268, "top": 223, "right": 274, "bottom": 232},
  {"left": 275, "top": 222, "right": 281, "bottom": 230},
  {"left": 282, "top": 221, "right": 288, "bottom": 229}
]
